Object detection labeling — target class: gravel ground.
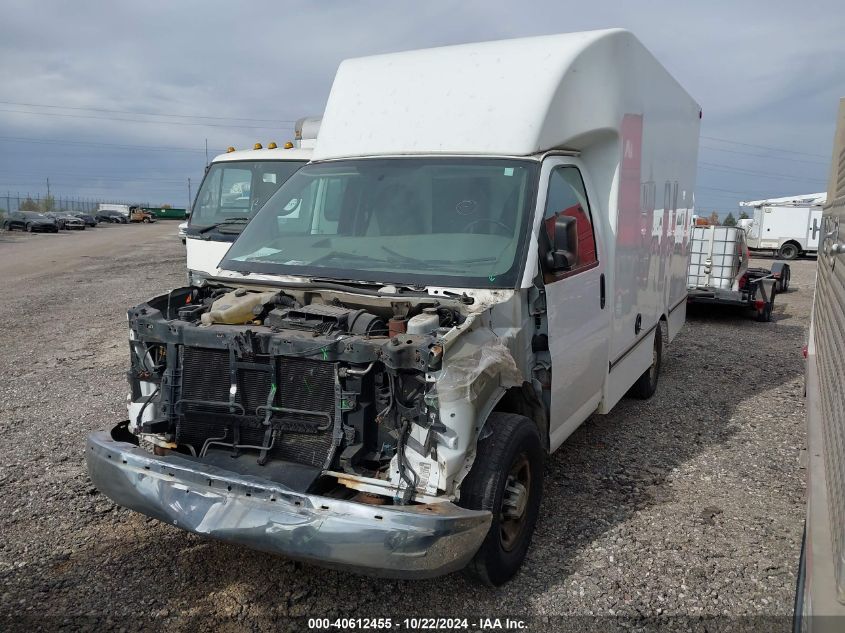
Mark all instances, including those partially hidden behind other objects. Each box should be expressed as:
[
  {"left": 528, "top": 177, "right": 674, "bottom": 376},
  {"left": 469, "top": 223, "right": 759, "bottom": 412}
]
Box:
[{"left": 0, "top": 225, "right": 812, "bottom": 631}]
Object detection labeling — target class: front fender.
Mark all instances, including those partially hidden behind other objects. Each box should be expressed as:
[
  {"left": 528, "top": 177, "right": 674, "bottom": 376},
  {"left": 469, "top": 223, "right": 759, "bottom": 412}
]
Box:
[{"left": 431, "top": 325, "right": 523, "bottom": 493}]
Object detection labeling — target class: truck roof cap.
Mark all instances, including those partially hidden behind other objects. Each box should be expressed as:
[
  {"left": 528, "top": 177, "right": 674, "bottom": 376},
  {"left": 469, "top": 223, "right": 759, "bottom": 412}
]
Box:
[
  {"left": 210, "top": 147, "right": 313, "bottom": 163},
  {"left": 314, "top": 29, "right": 699, "bottom": 160},
  {"left": 739, "top": 192, "right": 826, "bottom": 207}
]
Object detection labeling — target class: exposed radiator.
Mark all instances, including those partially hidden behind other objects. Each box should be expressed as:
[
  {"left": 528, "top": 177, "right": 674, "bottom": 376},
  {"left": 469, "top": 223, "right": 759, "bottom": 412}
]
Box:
[{"left": 177, "top": 346, "right": 336, "bottom": 468}]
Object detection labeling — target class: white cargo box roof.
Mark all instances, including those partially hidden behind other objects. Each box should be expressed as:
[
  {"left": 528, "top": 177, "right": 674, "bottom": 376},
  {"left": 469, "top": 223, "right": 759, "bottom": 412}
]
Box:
[
  {"left": 211, "top": 147, "right": 312, "bottom": 164},
  {"left": 740, "top": 192, "right": 826, "bottom": 207},
  {"left": 314, "top": 29, "right": 699, "bottom": 160}
]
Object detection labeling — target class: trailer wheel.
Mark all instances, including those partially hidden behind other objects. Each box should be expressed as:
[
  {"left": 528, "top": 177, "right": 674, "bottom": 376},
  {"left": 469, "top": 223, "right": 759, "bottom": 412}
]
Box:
[
  {"left": 778, "top": 242, "right": 800, "bottom": 260},
  {"left": 756, "top": 290, "right": 776, "bottom": 322},
  {"left": 778, "top": 266, "right": 791, "bottom": 293},
  {"left": 630, "top": 325, "right": 662, "bottom": 399},
  {"left": 459, "top": 412, "right": 544, "bottom": 586}
]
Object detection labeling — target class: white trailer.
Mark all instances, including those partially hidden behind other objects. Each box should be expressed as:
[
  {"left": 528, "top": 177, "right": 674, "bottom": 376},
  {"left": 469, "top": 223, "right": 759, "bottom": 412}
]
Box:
[
  {"left": 739, "top": 193, "right": 825, "bottom": 260},
  {"left": 97, "top": 202, "right": 130, "bottom": 217},
  {"left": 87, "top": 29, "right": 700, "bottom": 584},
  {"left": 686, "top": 225, "right": 789, "bottom": 321},
  {"left": 794, "top": 97, "right": 845, "bottom": 629}
]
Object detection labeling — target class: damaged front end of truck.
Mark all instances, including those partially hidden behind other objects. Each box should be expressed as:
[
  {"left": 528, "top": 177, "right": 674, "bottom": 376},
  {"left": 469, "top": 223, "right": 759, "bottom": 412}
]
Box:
[{"left": 86, "top": 282, "right": 523, "bottom": 578}]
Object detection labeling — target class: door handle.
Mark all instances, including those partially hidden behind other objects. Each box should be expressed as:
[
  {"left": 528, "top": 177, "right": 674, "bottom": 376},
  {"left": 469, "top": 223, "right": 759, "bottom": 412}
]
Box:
[{"left": 600, "top": 273, "right": 606, "bottom": 309}]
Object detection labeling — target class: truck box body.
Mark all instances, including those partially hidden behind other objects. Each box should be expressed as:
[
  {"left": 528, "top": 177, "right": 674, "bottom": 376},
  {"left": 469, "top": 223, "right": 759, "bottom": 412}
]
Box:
[
  {"left": 797, "top": 98, "right": 845, "bottom": 627},
  {"left": 97, "top": 203, "right": 130, "bottom": 216},
  {"left": 739, "top": 193, "right": 825, "bottom": 258},
  {"left": 87, "top": 30, "right": 700, "bottom": 581},
  {"left": 316, "top": 29, "right": 700, "bottom": 411}
]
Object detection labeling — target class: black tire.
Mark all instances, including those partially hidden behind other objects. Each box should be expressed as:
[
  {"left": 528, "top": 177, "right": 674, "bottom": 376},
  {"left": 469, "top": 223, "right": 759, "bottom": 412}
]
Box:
[
  {"left": 778, "top": 242, "right": 799, "bottom": 260},
  {"left": 25, "top": 223, "right": 32, "bottom": 232},
  {"left": 756, "top": 286, "right": 776, "bottom": 322},
  {"left": 630, "top": 325, "right": 662, "bottom": 399},
  {"left": 459, "top": 412, "right": 544, "bottom": 586},
  {"left": 779, "top": 267, "right": 791, "bottom": 293},
  {"left": 142, "top": 217, "right": 150, "bottom": 224}
]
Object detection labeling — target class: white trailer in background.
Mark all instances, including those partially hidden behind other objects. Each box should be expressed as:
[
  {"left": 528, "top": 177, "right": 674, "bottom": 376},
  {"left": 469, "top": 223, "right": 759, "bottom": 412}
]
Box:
[
  {"left": 686, "top": 225, "right": 789, "bottom": 321},
  {"left": 97, "top": 203, "right": 130, "bottom": 217},
  {"left": 87, "top": 29, "right": 701, "bottom": 584},
  {"left": 739, "top": 193, "right": 825, "bottom": 260}
]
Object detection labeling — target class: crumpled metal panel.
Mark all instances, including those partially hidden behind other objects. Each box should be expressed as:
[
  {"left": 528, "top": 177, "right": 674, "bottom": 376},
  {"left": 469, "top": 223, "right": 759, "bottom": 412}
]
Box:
[{"left": 86, "top": 428, "right": 491, "bottom": 579}]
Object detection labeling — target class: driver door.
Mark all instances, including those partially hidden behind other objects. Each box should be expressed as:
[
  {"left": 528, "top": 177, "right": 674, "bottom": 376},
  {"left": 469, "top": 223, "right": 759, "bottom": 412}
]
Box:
[{"left": 539, "top": 158, "right": 611, "bottom": 450}]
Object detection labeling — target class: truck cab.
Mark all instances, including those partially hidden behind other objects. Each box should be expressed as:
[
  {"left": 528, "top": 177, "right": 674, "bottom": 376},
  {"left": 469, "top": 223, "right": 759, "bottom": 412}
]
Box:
[
  {"left": 86, "top": 29, "right": 700, "bottom": 585},
  {"left": 185, "top": 146, "right": 312, "bottom": 281}
]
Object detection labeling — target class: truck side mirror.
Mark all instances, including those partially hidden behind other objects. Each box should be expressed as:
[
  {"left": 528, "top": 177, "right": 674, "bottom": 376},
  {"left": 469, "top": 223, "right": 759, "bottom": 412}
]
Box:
[{"left": 545, "top": 215, "right": 578, "bottom": 272}]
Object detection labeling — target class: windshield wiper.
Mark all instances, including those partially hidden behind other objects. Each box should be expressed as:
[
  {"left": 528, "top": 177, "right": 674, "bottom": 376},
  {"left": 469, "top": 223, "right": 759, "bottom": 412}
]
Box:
[
  {"left": 380, "top": 246, "right": 496, "bottom": 268},
  {"left": 196, "top": 217, "right": 250, "bottom": 235},
  {"left": 309, "top": 250, "right": 391, "bottom": 267}
]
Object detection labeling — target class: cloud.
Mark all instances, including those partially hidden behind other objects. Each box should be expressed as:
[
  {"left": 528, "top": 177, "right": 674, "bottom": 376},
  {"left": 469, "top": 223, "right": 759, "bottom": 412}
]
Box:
[{"left": 0, "top": 0, "right": 842, "bottom": 209}]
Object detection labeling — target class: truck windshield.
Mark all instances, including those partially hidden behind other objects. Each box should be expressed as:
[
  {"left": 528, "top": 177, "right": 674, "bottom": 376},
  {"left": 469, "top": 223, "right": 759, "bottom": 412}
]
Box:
[
  {"left": 220, "top": 158, "right": 537, "bottom": 288},
  {"left": 190, "top": 160, "right": 308, "bottom": 231}
]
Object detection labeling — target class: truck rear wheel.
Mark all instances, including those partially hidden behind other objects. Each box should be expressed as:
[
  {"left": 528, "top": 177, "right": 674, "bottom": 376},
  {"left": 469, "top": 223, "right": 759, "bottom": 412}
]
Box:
[
  {"left": 459, "top": 412, "right": 544, "bottom": 586},
  {"left": 630, "top": 325, "right": 662, "bottom": 399},
  {"left": 778, "top": 242, "right": 800, "bottom": 260}
]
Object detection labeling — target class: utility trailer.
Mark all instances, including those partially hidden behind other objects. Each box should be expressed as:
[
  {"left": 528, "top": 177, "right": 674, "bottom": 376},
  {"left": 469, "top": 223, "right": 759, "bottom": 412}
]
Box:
[{"left": 686, "top": 225, "right": 790, "bottom": 321}]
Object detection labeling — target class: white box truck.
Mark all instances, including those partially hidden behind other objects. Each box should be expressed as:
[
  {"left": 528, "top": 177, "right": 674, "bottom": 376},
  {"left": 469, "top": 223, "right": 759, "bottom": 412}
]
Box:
[
  {"left": 183, "top": 145, "right": 312, "bottom": 279},
  {"left": 739, "top": 193, "right": 825, "bottom": 260},
  {"left": 180, "top": 116, "right": 321, "bottom": 278},
  {"left": 794, "top": 98, "right": 845, "bottom": 630},
  {"left": 86, "top": 29, "right": 700, "bottom": 584}
]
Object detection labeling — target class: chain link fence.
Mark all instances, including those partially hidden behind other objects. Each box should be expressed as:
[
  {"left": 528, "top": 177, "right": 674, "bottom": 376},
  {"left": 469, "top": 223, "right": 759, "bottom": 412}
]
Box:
[{"left": 0, "top": 192, "right": 149, "bottom": 221}]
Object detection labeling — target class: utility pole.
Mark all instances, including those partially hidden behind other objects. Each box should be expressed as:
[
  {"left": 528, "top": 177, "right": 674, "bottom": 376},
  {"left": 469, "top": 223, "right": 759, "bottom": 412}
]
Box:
[
  {"left": 187, "top": 177, "right": 192, "bottom": 211},
  {"left": 46, "top": 177, "right": 50, "bottom": 198},
  {"left": 205, "top": 138, "right": 209, "bottom": 167}
]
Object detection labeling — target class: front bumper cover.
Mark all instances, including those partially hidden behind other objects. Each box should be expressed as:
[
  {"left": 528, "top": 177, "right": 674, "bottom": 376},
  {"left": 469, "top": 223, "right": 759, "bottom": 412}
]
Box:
[{"left": 86, "top": 426, "right": 491, "bottom": 578}]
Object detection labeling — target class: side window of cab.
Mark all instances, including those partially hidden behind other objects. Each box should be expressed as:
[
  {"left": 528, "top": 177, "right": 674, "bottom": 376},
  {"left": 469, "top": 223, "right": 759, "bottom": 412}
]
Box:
[{"left": 542, "top": 166, "right": 598, "bottom": 279}]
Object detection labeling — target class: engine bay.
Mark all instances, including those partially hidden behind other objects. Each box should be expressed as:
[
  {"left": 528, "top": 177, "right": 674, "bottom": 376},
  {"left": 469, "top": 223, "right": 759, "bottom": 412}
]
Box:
[{"left": 127, "top": 283, "right": 467, "bottom": 503}]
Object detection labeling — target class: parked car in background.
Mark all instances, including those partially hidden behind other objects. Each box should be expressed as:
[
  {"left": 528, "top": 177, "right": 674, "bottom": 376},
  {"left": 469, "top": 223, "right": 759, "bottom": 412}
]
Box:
[
  {"left": 46, "top": 212, "right": 86, "bottom": 230},
  {"left": 129, "top": 207, "right": 156, "bottom": 223},
  {"left": 2, "top": 211, "right": 59, "bottom": 233},
  {"left": 96, "top": 210, "right": 128, "bottom": 224},
  {"left": 73, "top": 213, "right": 99, "bottom": 227},
  {"left": 177, "top": 221, "right": 187, "bottom": 244}
]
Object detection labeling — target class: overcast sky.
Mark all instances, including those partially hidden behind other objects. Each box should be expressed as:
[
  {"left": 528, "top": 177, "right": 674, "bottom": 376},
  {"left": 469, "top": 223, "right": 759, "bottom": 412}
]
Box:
[{"left": 0, "top": 0, "right": 842, "bottom": 215}]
